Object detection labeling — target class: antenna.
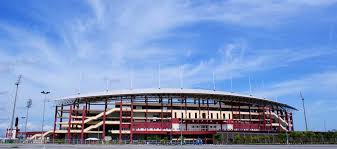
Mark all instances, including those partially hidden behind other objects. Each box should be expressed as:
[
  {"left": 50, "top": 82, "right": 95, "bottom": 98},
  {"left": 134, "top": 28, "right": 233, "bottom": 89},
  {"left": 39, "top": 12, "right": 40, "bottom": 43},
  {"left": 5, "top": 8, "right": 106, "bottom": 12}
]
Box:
[
  {"left": 249, "top": 75, "right": 252, "bottom": 96},
  {"left": 212, "top": 71, "right": 216, "bottom": 91},
  {"left": 158, "top": 64, "right": 161, "bottom": 89},
  {"left": 106, "top": 78, "right": 110, "bottom": 92},
  {"left": 78, "top": 72, "right": 82, "bottom": 94},
  {"left": 230, "top": 75, "right": 233, "bottom": 93},
  {"left": 9, "top": 74, "right": 22, "bottom": 139},
  {"left": 300, "top": 92, "right": 308, "bottom": 131},
  {"left": 230, "top": 54, "right": 233, "bottom": 92},
  {"left": 180, "top": 65, "right": 184, "bottom": 89},
  {"left": 130, "top": 71, "right": 133, "bottom": 90}
]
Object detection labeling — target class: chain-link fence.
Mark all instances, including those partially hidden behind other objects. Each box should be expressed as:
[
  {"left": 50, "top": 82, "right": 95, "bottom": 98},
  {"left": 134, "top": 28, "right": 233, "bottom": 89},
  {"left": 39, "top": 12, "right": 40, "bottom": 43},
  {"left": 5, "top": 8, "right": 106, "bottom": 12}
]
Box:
[
  {"left": 214, "top": 131, "right": 337, "bottom": 144},
  {"left": 2, "top": 131, "right": 337, "bottom": 145}
]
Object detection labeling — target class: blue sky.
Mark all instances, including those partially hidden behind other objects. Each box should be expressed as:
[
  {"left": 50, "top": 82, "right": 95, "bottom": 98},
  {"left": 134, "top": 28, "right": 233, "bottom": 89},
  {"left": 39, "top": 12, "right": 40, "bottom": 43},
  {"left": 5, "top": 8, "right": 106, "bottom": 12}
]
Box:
[{"left": 0, "top": 0, "right": 337, "bottom": 135}]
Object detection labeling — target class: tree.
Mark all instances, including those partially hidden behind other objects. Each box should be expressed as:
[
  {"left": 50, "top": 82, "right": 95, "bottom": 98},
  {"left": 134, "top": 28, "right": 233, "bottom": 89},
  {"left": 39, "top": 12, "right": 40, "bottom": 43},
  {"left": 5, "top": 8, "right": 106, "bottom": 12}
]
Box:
[{"left": 214, "top": 134, "right": 224, "bottom": 144}]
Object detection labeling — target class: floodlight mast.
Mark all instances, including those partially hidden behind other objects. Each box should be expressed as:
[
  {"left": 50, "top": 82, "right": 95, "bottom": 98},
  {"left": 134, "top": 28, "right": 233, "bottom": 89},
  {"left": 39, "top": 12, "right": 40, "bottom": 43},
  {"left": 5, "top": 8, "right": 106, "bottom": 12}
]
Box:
[
  {"left": 9, "top": 75, "right": 22, "bottom": 139},
  {"left": 41, "top": 91, "right": 50, "bottom": 144},
  {"left": 300, "top": 92, "right": 308, "bottom": 131},
  {"left": 24, "top": 99, "right": 32, "bottom": 139}
]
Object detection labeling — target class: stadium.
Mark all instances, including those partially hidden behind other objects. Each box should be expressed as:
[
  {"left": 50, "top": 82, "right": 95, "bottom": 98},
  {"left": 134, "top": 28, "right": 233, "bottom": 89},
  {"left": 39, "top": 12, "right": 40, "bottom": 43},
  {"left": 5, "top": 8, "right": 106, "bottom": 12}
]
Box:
[{"left": 29, "top": 88, "right": 296, "bottom": 144}]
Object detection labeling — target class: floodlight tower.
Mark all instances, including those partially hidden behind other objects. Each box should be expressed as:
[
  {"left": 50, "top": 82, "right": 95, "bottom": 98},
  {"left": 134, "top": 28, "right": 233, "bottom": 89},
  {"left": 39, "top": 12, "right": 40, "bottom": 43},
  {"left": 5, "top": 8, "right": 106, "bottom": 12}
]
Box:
[
  {"left": 41, "top": 91, "right": 50, "bottom": 143},
  {"left": 24, "top": 99, "right": 32, "bottom": 138},
  {"left": 300, "top": 92, "right": 308, "bottom": 131},
  {"left": 9, "top": 75, "right": 22, "bottom": 139}
]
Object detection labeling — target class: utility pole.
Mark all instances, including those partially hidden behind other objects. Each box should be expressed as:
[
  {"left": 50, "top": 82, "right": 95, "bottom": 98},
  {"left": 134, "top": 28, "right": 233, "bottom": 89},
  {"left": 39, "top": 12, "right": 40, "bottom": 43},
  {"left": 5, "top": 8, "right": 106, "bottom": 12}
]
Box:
[
  {"left": 41, "top": 91, "right": 50, "bottom": 144},
  {"left": 9, "top": 75, "right": 22, "bottom": 139},
  {"left": 300, "top": 92, "right": 308, "bottom": 131},
  {"left": 24, "top": 99, "right": 32, "bottom": 139}
]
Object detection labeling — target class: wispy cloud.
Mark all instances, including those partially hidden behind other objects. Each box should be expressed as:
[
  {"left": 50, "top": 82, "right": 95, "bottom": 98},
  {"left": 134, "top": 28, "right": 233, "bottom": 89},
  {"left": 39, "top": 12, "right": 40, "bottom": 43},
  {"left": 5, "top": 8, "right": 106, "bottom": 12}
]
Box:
[
  {"left": 254, "top": 71, "right": 337, "bottom": 98},
  {"left": 0, "top": 0, "right": 337, "bottom": 134}
]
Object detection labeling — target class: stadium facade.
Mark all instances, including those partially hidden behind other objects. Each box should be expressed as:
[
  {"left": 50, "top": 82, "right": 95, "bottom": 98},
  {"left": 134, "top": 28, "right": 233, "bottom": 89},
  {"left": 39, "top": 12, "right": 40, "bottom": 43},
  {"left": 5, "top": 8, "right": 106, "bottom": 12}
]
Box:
[{"left": 30, "top": 88, "right": 296, "bottom": 144}]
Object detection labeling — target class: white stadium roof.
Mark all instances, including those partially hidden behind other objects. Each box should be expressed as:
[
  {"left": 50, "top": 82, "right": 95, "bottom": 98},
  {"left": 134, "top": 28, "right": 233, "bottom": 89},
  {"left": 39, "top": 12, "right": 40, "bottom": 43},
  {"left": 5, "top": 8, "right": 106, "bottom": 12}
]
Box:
[{"left": 52, "top": 88, "right": 296, "bottom": 110}]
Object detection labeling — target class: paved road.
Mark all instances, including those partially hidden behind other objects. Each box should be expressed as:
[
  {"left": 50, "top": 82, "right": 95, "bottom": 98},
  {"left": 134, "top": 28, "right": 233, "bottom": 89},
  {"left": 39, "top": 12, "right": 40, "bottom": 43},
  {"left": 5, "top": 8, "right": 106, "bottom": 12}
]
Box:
[{"left": 1, "top": 144, "right": 337, "bottom": 149}]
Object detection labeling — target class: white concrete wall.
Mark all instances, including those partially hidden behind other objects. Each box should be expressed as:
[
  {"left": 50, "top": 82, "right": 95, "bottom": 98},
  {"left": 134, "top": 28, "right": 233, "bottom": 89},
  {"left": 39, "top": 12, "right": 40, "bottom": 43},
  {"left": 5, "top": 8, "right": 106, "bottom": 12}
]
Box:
[{"left": 172, "top": 110, "right": 232, "bottom": 120}]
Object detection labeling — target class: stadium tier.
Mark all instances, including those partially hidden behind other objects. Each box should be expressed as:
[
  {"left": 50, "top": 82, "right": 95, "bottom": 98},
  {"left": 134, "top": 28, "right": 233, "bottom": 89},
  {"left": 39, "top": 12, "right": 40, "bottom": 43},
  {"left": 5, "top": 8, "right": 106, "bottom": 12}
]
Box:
[{"left": 29, "top": 88, "right": 296, "bottom": 144}]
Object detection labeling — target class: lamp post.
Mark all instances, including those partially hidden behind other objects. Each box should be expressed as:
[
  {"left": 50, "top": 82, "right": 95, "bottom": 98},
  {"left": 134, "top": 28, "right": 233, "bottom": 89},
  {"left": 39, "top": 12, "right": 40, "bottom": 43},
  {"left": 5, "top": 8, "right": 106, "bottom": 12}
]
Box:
[
  {"left": 9, "top": 75, "right": 22, "bottom": 139},
  {"left": 41, "top": 91, "right": 50, "bottom": 144},
  {"left": 20, "top": 117, "right": 26, "bottom": 140},
  {"left": 25, "top": 99, "right": 32, "bottom": 139},
  {"left": 300, "top": 92, "right": 308, "bottom": 131}
]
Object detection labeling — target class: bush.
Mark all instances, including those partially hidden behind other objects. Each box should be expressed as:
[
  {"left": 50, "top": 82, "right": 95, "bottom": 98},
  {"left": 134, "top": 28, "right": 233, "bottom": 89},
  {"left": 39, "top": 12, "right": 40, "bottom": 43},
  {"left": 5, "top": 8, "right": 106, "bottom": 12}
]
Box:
[
  {"left": 214, "top": 134, "right": 223, "bottom": 144},
  {"left": 234, "top": 134, "right": 242, "bottom": 144}
]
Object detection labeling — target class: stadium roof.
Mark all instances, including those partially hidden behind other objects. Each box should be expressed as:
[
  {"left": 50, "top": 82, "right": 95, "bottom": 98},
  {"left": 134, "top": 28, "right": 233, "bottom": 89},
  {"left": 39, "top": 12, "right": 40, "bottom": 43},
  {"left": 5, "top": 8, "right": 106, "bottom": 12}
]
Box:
[{"left": 52, "top": 88, "right": 297, "bottom": 110}]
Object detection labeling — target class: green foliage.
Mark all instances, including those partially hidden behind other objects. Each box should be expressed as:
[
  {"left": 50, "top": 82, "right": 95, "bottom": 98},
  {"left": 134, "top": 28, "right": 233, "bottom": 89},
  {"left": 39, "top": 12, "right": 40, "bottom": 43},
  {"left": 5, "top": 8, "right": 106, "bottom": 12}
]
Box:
[
  {"left": 234, "top": 134, "right": 242, "bottom": 144},
  {"left": 214, "top": 134, "right": 224, "bottom": 143},
  {"left": 304, "top": 131, "right": 316, "bottom": 138},
  {"left": 160, "top": 137, "right": 168, "bottom": 144},
  {"left": 290, "top": 131, "right": 304, "bottom": 138},
  {"left": 148, "top": 135, "right": 161, "bottom": 141},
  {"left": 277, "top": 133, "right": 287, "bottom": 143}
]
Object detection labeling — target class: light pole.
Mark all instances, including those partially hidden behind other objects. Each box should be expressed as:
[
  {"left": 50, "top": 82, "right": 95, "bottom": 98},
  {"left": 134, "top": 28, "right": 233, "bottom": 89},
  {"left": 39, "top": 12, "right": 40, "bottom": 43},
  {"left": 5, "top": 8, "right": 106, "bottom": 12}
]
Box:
[
  {"left": 300, "top": 92, "right": 308, "bottom": 131},
  {"left": 41, "top": 91, "right": 50, "bottom": 144},
  {"left": 9, "top": 75, "right": 22, "bottom": 139},
  {"left": 20, "top": 117, "right": 26, "bottom": 140},
  {"left": 25, "top": 99, "right": 32, "bottom": 139}
]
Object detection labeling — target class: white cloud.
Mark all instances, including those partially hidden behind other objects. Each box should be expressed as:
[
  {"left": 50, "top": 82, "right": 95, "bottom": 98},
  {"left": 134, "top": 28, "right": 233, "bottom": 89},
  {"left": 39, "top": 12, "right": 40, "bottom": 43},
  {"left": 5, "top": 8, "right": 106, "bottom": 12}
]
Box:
[
  {"left": 0, "top": 0, "right": 336, "bottom": 134},
  {"left": 254, "top": 71, "right": 337, "bottom": 98}
]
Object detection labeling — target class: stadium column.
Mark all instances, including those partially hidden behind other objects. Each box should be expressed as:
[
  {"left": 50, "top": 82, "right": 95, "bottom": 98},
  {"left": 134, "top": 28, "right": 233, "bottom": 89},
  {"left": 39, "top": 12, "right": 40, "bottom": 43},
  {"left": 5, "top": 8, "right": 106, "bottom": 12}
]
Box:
[
  {"left": 102, "top": 99, "right": 107, "bottom": 141},
  {"left": 238, "top": 103, "right": 241, "bottom": 131},
  {"left": 160, "top": 96, "right": 163, "bottom": 132},
  {"left": 67, "top": 105, "right": 73, "bottom": 144},
  {"left": 198, "top": 97, "right": 201, "bottom": 131},
  {"left": 248, "top": 105, "right": 249, "bottom": 131},
  {"left": 269, "top": 106, "right": 273, "bottom": 131},
  {"left": 53, "top": 106, "right": 58, "bottom": 143},
  {"left": 59, "top": 105, "right": 63, "bottom": 130},
  {"left": 80, "top": 106, "right": 86, "bottom": 144},
  {"left": 285, "top": 111, "right": 289, "bottom": 131},
  {"left": 277, "top": 107, "right": 281, "bottom": 131},
  {"left": 289, "top": 112, "right": 294, "bottom": 131},
  {"left": 130, "top": 96, "right": 134, "bottom": 144},
  {"left": 88, "top": 102, "right": 91, "bottom": 115},
  {"left": 145, "top": 96, "right": 148, "bottom": 132},
  {"left": 231, "top": 101, "right": 234, "bottom": 131},
  {"left": 263, "top": 106, "right": 267, "bottom": 131},
  {"left": 219, "top": 99, "right": 223, "bottom": 131},
  {"left": 184, "top": 96, "right": 187, "bottom": 131},
  {"left": 206, "top": 97, "right": 209, "bottom": 120},
  {"left": 119, "top": 97, "right": 122, "bottom": 144},
  {"left": 170, "top": 97, "right": 173, "bottom": 141}
]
